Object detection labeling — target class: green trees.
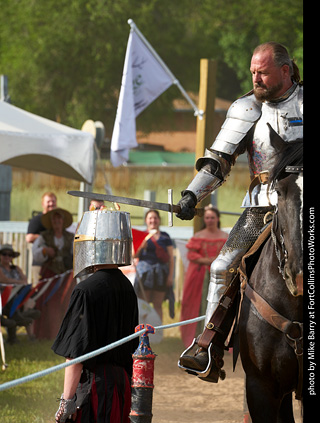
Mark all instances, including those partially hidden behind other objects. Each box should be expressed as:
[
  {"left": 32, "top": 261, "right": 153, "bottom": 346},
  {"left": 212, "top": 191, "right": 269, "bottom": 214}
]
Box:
[{"left": 0, "top": 0, "right": 302, "bottom": 133}]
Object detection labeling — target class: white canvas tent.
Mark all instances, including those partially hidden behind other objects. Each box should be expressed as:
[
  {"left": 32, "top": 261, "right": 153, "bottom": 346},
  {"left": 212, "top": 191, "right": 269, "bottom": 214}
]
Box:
[{"left": 0, "top": 101, "right": 94, "bottom": 184}]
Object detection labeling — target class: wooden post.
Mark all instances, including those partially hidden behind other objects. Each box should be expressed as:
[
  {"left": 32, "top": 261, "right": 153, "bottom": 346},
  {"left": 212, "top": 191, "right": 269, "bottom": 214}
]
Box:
[{"left": 193, "top": 59, "right": 217, "bottom": 234}]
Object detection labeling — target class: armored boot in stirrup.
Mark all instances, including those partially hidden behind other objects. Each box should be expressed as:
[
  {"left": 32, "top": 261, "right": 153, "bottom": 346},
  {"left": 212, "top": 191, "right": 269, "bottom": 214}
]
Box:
[
  {"left": 178, "top": 338, "right": 226, "bottom": 383},
  {"left": 178, "top": 271, "right": 241, "bottom": 382}
]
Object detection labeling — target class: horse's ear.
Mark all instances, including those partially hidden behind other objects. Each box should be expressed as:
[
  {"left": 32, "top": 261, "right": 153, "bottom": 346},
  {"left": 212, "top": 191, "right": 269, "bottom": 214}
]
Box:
[{"left": 267, "top": 123, "right": 287, "bottom": 152}]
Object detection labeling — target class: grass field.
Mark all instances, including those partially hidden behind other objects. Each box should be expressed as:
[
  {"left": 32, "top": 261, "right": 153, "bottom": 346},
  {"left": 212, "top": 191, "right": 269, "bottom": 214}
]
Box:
[{"left": 0, "top": 331, "right": 65, "bottom": 423}]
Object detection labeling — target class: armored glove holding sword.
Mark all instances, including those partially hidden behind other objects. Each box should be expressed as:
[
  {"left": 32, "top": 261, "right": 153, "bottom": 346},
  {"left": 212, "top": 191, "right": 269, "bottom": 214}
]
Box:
[{"left": 175, "top": 41, "right": 303, "bottom": 382}]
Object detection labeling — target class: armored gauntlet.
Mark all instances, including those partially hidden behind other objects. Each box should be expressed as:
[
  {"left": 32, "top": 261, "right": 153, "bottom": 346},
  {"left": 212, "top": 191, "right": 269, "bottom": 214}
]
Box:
[{"left": 176, "top": 191, "right": 197, "bottom": 220}]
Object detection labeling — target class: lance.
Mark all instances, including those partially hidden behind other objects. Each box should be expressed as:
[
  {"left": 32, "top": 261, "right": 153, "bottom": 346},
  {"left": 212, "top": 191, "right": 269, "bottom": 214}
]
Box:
[{"left": 68, "top": 190, "right": 203, "bottom": 226}]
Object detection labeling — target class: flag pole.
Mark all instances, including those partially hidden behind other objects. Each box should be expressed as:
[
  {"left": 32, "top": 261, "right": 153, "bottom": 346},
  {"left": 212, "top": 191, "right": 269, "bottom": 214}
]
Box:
[{"left": 127, "top": 19, "right": 203, "bottom": 119}]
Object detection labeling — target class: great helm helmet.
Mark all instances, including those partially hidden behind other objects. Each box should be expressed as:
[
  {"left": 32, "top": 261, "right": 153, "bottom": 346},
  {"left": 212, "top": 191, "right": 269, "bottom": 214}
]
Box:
[{"left": 73, "top": 209, "right": 132, "bottom": 277}]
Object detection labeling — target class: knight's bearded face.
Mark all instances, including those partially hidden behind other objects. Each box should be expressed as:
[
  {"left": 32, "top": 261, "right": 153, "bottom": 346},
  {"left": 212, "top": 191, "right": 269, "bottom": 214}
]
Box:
[
  {"left": 253, "top": 80, "right": 284, "bottom": 102},
  {"left": 250, "top": 49, "right": 288, "bottom": 102}
]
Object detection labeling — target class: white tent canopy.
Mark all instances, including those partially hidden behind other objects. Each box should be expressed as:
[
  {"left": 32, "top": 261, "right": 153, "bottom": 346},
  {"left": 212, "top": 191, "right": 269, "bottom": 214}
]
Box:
[{"left": 0, "top": 101, "right": 95, "bottom": 184}]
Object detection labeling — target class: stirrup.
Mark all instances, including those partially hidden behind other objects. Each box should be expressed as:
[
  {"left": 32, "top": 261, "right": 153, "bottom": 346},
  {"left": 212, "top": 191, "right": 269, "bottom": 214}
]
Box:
[
  {"left": 178, "top": 338, "right": 213, "bottom": 378},
  {"left": 178, "top": 338, "right": 226, "bottom": 382}
]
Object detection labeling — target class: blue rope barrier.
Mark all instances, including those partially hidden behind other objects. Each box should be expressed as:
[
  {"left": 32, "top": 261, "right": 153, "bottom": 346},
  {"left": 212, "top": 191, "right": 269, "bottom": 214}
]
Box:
[{"left": 0, "top": 315, "right": 205, "bottom": 392}]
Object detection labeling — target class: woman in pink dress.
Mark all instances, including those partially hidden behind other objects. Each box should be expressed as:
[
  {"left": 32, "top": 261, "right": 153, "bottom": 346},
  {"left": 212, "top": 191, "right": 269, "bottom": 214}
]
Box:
[{"left": 180, "top": 205, "right": 228, "bottom": 348}]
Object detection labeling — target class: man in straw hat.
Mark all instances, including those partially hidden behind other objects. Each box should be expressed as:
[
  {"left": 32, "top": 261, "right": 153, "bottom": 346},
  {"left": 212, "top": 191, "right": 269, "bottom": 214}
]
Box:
[{"left": 32, "top": 208, "right": 74, "bottom": 279}]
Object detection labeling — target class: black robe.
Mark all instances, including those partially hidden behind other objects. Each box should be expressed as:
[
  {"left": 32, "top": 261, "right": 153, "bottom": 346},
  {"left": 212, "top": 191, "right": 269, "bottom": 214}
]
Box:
[{"left": 52, "top": 268, "right": 139, "bottom": 376}]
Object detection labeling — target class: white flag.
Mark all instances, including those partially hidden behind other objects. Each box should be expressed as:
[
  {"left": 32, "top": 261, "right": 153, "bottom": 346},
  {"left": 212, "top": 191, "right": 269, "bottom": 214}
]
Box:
[{"left": 110, "top": 30, "right": 173, "bottom": 167}]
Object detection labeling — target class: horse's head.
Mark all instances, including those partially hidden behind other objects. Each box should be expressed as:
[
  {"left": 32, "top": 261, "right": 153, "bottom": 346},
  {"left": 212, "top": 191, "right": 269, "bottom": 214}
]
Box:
[{"left": 268, "top": 124, "right": 303, "bottom": 297}]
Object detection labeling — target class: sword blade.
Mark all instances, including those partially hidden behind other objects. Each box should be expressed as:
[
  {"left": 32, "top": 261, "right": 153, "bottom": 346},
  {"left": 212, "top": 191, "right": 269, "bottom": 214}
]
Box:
[
  {"left": 67, "top": 190, "right": 203, "bottom": 216},
  {"left": 68, "top": 190, "right": 180, "bottom": 213}
]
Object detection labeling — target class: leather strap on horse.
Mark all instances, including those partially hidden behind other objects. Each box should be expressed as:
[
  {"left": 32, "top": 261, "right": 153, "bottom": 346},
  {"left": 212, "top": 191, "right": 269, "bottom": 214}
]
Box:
[
  {"left": 245, "top": 282, "right": 303, "bottom": 400},
  {"left": 197, "top": 275, "right": 240, "bottom": 350},
  {"left": 239, "top": 223, "right": 272, "bottom": 282},
  {"left": 245, "top": 283, "right": 299, "bottom": 337},
  {"left": 248, "top": 171, "right": 269, "bottom": 203}
]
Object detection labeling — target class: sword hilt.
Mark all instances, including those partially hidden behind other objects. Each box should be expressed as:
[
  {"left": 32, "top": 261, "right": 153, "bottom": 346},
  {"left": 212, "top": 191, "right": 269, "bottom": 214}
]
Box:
[
  {"left": 171, "top": 203, "right": 204, "bottom": 217},
  {"left": 168, "top": 189, "right": 203, "bottom": 225}
]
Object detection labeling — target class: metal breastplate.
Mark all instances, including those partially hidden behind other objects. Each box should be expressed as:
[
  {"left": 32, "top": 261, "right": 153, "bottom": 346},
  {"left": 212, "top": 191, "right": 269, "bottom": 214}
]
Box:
[
  {"left": 248, "top": 85, "right": 303, "bottom": 177},
  {"left": 242, "top": 85, "right": 303, "bottom": 207}
]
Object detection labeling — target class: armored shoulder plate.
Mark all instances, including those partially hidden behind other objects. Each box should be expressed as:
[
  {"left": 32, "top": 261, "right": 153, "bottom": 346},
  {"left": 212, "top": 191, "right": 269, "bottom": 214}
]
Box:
[
  {"left": 227, "top": 93, "right": 261, "bottom": 120},
  {"left": 211, "top": 94, "right": 262, "bottom": 156}
]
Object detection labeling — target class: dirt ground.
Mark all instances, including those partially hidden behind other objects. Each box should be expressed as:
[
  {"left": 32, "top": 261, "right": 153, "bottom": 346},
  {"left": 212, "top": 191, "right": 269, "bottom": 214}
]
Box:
[{"left": 149, "top": 340, "right": 302, "bottom": 423}]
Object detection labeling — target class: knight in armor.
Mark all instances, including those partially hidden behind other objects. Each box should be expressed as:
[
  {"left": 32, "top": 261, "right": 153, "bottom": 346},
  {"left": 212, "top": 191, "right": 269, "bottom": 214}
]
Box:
[
  {"left": 53, "top": 209, "right": 139, "bottom": 422},
  {"left": 177, "top": 42, "right": 303, "bottom": 382}
]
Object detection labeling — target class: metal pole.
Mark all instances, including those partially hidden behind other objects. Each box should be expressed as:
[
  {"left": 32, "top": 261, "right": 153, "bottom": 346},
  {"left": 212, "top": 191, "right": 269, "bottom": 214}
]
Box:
[{"left": 1, "top": 75, "right": 9, "bottom": 101}]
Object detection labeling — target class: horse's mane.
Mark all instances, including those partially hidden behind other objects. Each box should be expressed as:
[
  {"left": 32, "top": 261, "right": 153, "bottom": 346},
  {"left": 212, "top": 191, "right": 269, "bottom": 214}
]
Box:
[{"left": 269, "top": 139, "right": 303, "bottom": 187}]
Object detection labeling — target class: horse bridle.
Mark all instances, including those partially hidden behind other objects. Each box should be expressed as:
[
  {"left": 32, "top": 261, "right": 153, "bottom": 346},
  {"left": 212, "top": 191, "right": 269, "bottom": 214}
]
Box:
[
  {"left": 285, "top": 165, "right": 303, "bottom": 174},
  {"left": 271, "top": 165, "right": 303, "bottom": 280}
]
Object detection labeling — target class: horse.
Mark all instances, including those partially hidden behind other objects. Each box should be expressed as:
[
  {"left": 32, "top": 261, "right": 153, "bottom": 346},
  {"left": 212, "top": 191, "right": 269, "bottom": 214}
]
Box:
[{"left": 239, "top": 126, "right": 303, "bottom": 423}]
